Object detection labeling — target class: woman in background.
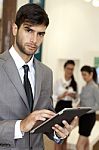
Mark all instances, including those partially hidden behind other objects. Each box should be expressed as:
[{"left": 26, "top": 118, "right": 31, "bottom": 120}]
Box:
[
  {"left": 53, "top": 60, "right": 78, "bottom": 150},
  {"left": 77, "top": 65, "right": 99, "bottom": 150}
]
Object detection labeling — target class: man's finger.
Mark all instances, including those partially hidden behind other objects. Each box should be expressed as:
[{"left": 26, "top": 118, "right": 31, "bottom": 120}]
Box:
[
  {"left": 39, "top": 109, "right": 56, "bottom": 116},
  {"left": 54, "top": 124, "right": 64, "bottom": 133},
  {"left": 52, "top": 126, "right": 67, "bottom": 139},
  {"left": 62, "top": 120, "right": 72, "bottom": 133},
  {"left": 41, "top": 113, "right": 54, "bottom": 119},
  {"left": 52, "top": 125, "right": 69, "bottom": 139}
]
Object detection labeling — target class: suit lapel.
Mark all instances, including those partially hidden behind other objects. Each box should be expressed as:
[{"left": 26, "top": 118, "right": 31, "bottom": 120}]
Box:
[
  {"left": 33, "top": 58, "right": 42, "bottom": 108},
  {"left": 2, "top": 51, "right": 30, "bottom": 111}
]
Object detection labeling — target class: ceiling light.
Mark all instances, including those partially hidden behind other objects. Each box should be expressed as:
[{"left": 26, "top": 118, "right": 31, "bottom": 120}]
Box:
[
  {"left": 84, "top": 0, "right": 92, "bottom": 2},
  {"left": 92, "top": 0, "right": 99, "bottom": 7}
]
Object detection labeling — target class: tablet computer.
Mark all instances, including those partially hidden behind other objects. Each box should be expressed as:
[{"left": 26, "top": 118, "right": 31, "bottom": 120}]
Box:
[{"left": 30, "top": 107, "right": 92, "bottom": 134}]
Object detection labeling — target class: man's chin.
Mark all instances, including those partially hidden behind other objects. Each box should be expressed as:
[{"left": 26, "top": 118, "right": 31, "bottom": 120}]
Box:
[{"left": 25, "top": 49, "right": 37, "bottom": 56}]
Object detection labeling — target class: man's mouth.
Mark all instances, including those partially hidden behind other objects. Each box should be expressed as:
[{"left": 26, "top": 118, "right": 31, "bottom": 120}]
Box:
[{"left": 26, "top": 44, "right": 37, "bottom": 50}]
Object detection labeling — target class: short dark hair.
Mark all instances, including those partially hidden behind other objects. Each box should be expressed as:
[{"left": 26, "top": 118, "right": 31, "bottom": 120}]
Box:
[
  {"left": 64, "top": 60, "right": 75, "bottom": 69},
  {"left": 15, "top": 3, "right": 49, "bottom": 28}
]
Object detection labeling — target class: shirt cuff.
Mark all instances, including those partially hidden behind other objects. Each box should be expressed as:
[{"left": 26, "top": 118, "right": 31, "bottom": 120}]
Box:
[
  {"left": 53, "top": 131, "right": 64, "bottom": 144},
  {"left": 14, "top": 120, "right": 24, "bottom": 139}
]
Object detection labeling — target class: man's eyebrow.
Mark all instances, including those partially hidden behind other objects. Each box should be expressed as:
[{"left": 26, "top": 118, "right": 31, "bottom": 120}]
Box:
[
  {"left": 23, "top": 23, "right": 46, "bottom": 35},
  {"left": 23, "top": 23, "right": 33, "bottom": 28},
  {"left": 38, "top": 31, "right": 45, "bottom": 34},
  {"left": 23, "top": 24, "right": 45, "bottom": 34},
  {"left": 23, "top": 22, "right": 33, "bottom": 27}
]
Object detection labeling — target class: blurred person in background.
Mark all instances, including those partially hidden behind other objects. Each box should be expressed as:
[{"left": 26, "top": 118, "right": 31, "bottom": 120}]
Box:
[
  {"left": 53, "top": 60, "right": 78, "bottom": 150},
  {"left": 77, "top": 65, "right": 99, "bottom": 150}
]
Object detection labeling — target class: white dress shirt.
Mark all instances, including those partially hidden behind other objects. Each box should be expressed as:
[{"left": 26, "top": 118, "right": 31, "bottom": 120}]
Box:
[{"left": 9, "top": 46, "right": 35, "bottom": 139}]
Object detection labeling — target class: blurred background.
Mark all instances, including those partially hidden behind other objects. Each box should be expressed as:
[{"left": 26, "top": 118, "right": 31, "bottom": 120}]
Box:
[{"left": 0, "top": 0, "right": 99, "bottom": 149}]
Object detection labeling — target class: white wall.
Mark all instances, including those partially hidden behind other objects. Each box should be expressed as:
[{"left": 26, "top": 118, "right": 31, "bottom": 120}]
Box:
[
  {"left": 17, "top": 0, "right": 29, "bottom": 10},
  {"left": 42, "top": 0, "right": 99, "bottom": 91},
  {"left": 0, "top": 0, "right": 3, "bottom": 18}
]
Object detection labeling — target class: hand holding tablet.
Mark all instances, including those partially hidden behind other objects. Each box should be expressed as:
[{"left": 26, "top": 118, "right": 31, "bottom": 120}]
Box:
[{"left": 31, "top": 107, "right": 92, "bottom": 134}]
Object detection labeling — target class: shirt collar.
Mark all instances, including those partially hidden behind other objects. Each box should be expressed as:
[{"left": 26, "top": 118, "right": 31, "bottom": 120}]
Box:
[
  {"left": 62, "top": 77, "right": 71, "bottom": 84},
  {"left": 9, "top": 46, "right": 34, "bottom": 71},
  {"left": 62, "top": 77, "right": 71, "bottom": 87}
]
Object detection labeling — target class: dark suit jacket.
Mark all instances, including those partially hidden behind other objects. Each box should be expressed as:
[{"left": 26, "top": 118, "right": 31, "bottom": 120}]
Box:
[{"left": 0, "top": 50, "right": 54, "bottom": 150}]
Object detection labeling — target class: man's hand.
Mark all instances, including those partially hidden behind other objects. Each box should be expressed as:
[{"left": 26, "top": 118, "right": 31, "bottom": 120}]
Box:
[
  {"left": 52, "top": 116, "right": 78, "bottom": 139},
  {"left": 20, "top": 109, "right": 55, "bottom": 132}
]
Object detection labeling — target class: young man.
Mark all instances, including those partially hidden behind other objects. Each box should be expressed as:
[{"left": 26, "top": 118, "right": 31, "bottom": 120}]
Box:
[{"left": 0, "top": 3, "right": 78, "bottom": 150}]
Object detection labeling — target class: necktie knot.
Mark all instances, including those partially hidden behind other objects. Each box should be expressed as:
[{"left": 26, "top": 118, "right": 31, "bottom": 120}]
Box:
[{"left": 23, "top": 65, "right": 29, "bottom": 75}]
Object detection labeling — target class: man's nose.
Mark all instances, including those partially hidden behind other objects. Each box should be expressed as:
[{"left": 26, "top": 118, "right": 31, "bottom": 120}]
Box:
[{"left": 30, "top": 33, "right": 37, "bottom": 44}]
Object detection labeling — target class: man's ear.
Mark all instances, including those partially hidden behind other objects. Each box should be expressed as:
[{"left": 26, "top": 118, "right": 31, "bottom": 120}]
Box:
[{"left": 12, "top": 23, "right": 18, "bottom": 36}]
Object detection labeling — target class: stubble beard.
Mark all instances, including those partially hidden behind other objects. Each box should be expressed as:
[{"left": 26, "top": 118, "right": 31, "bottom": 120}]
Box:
[{"left": 16, "top": 35, "right": 37, "bottom": 57}]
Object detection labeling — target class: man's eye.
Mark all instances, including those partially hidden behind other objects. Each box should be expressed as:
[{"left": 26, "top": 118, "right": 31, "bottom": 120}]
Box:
[
  {"left": 25, "top": 27, "right": 32, "bottom": 33},
  {"left": 27, "top": 29, "right": 32, "bottom": 33},
  {"left": 38, "top": 33, "right": 45, "bottom": 37}
]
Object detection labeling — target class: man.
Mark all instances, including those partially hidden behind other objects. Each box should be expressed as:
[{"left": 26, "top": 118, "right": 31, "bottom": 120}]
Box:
[{"left": 0, "top": 3, "right": 78, "bottom": 150}]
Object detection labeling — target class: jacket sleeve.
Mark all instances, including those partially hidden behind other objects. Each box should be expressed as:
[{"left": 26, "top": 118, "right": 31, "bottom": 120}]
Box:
[{"left": 0, "top": 120, "right": 16, "bottom": 147}]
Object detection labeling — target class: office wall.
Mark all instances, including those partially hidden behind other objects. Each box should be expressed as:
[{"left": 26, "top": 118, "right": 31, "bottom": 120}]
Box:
[
  {"left": 42, "top": 0, "right": 99, "bottom": 91},
  {"left": 17, "top": 0, "right": 28, "bottom": 9}
]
